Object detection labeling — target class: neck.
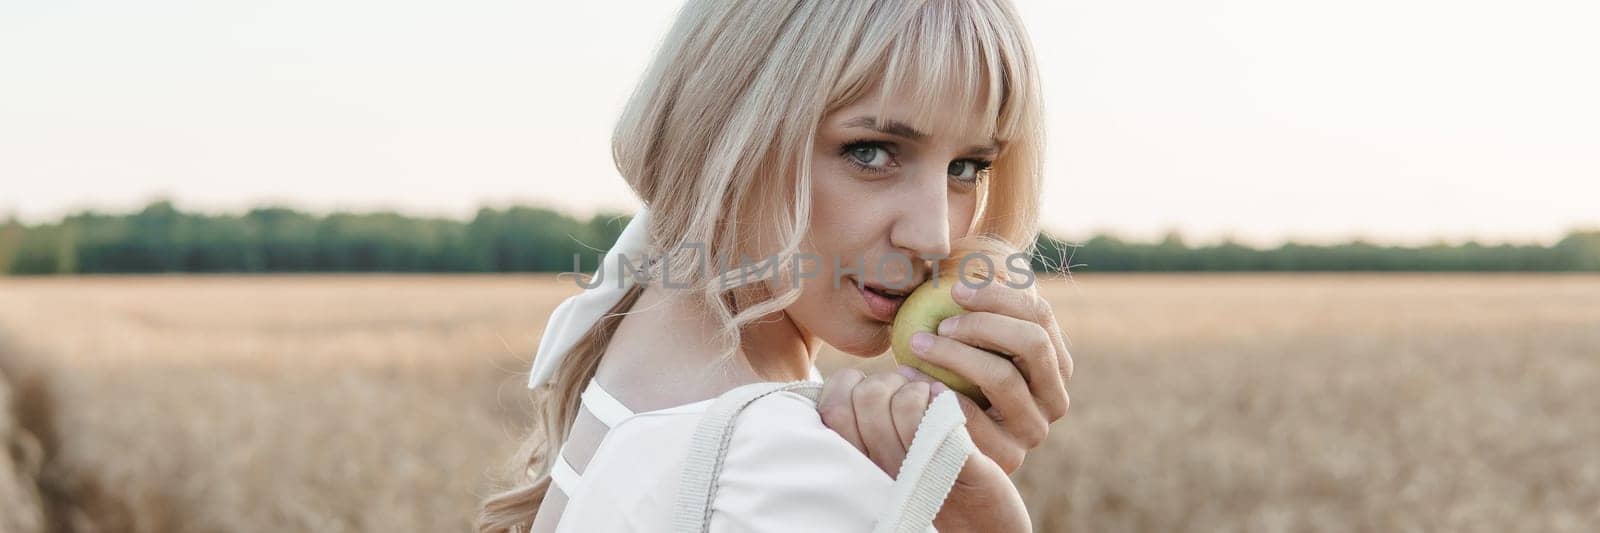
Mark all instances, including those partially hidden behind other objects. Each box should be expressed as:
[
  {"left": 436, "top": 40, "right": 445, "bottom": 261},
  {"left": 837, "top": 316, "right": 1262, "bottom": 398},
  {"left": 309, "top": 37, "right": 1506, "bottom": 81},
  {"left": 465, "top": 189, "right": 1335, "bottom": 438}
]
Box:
[
  {"left": 594, "top": 282, "right": 817, "bottom": 410},
  {"left": 738, "top": 302, "right": 819, "bottom": 382}
]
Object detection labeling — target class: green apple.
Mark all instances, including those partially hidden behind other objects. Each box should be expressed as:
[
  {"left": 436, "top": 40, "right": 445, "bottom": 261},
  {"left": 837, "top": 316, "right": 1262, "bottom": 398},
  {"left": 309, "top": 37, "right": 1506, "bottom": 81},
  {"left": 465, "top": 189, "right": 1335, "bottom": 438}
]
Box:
[{"left": 891, "top": 273, "right": 988, "bottom": 406}]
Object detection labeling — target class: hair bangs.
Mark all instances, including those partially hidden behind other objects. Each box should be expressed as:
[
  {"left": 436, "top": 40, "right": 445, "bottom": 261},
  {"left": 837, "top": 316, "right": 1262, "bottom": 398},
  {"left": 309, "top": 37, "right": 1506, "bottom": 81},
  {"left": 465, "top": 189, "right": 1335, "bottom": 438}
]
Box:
[{"left": 826, "top": 0, "right": 1032, "bottom": 150}]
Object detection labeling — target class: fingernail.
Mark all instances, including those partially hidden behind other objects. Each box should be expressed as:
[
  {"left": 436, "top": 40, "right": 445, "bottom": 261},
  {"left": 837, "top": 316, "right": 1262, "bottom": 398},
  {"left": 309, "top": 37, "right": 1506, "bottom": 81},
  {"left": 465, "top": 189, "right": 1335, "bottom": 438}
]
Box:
[
  {"left": 896, "top": 365, "right": 917, "bottom": 379},
  {"left": 911, "top": 331, "right": 934, "bottom": 354},
  {"left": 930, "top": 381, "right": 950, "bottom": 396},
  {"left": 953, "top": 282, "right": 975, "bottom": 302},
  {"left": 902, "top": 365, "right": 932, "bottom": 381},
  {"left": 937, "top": 316, "right": 959, "bottom": 336}
]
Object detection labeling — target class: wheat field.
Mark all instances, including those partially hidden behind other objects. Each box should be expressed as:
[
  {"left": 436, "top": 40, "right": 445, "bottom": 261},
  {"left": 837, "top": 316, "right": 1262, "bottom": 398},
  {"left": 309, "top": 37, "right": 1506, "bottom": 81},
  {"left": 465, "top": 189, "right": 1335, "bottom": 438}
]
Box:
[{"left": 0, "top": 274, "right": 1596, "bottom": 532}]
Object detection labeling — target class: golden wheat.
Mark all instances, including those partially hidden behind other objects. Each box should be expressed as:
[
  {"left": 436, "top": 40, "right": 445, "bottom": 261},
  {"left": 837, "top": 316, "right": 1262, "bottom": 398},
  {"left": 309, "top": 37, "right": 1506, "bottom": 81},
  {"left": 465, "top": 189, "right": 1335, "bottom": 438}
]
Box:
[{"left": 0, "top": 273, "right": 1595, "bottom": 532}]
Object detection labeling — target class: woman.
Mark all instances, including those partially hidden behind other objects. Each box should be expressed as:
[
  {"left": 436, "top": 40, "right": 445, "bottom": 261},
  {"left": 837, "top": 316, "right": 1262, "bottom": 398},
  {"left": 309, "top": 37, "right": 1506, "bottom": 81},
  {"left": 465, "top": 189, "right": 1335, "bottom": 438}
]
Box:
[{"left": 478, "top": 0, "right": 1072, "bottom": 531}]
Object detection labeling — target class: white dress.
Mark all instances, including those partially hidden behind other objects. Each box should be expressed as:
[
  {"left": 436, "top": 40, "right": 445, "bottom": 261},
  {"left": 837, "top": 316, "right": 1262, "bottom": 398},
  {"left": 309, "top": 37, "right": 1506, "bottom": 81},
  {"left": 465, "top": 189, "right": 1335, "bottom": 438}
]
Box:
[{"left": 545, "top": 365, "right": 939, "bottom": 532}]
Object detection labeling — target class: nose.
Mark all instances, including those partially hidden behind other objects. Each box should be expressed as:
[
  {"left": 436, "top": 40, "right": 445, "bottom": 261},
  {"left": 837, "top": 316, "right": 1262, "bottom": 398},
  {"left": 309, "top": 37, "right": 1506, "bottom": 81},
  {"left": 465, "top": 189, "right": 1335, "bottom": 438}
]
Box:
[{"left": 887, "top": 168, "right": 953, "bottom": 270}]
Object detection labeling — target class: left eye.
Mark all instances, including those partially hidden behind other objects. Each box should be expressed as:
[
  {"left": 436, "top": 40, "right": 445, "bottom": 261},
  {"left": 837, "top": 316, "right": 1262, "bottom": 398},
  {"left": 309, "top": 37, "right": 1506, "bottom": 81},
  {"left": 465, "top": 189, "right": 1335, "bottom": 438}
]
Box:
[{"left": 948, "top": 160, "right": 990, "bottom": 182}]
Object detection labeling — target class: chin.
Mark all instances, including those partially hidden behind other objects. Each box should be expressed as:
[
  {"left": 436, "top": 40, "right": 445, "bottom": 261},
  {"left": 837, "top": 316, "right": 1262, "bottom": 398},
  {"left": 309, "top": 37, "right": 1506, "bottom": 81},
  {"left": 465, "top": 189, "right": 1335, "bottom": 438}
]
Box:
[{"left": 827, "top": 321, "right": 893, "bottom": 358}]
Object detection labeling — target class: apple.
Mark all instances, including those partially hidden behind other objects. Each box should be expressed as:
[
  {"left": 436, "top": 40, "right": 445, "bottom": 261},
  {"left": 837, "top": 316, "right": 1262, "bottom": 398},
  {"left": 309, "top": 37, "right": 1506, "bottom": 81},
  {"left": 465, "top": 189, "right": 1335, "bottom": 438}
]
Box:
[{"left": 890, "top": 272, "right": 989, "bottom": 406}]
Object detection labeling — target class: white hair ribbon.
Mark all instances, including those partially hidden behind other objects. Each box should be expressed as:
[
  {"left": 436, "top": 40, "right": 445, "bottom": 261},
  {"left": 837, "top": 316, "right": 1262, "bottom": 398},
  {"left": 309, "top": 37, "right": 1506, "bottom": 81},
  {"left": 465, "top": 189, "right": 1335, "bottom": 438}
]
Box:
[{"left": 528, "top": 206, "right": 654, "bottom": 389}]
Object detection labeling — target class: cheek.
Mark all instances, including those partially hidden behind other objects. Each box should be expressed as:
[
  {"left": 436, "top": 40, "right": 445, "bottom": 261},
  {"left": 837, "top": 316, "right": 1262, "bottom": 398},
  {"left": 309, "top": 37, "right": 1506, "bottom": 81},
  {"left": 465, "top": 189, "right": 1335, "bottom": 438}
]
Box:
[
  {"left": 804, "top": 159, "right": 881, "bottom": 260},
  {"left": 949, "top": 192, "right": 978, "bottom": 239},
  {"left": 794, "top": 161, "right": 856, "bottom": 310},
  {"left": 776, "top": 160, "right": 896, "bottom": 355}
]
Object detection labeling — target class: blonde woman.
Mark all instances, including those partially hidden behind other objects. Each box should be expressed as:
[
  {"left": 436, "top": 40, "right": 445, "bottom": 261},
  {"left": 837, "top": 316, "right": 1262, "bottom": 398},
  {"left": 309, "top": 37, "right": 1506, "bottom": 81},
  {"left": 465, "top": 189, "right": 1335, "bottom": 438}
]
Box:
[{"left": 478, "top": 0, "right": 1072, "bottom": 531}]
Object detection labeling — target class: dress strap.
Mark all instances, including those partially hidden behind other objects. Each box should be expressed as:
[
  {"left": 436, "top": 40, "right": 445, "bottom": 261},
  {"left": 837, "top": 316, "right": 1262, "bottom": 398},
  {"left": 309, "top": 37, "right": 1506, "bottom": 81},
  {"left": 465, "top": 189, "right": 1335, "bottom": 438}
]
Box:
[
  {"left": 671, "top": 380, "right": 827, "bottom": 532},
  {"left": 670, "top": 380, "right": 971, "bottom": 533},
  {"left": 549, "top": 441, "right": 582, "bottom": 495},
  {"left": 580, "top": 378, "right": 636, "bottom": 428}
]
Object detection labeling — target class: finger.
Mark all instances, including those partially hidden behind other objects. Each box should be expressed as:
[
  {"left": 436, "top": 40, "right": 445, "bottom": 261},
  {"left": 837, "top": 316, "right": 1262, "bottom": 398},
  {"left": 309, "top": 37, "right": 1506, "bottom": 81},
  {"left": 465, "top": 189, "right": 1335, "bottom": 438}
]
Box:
[
  {"left": 1036, "top": 290, "right": 1074, "bottom": 384},
  {"left": 951, "top": 277, "right": 1049, "bottom": 327},
  {"left": 851, "top": 371, "right": 910, "bottom": 469},
  {"left": 896, "top": 363, "right": 936, "bottom": 384},
  {"left": 889, "top": 381, "right": 932, "bottom": 467},
  {"left": 948, "top": 390, "right": 1027, "bottom": 474},
  {"left": 914, "top": 332, "right": 1052, "bottom": 451},
  {"left": 956, "top": 278, "right": 1075, "bottom": 406},
  {"left": 896, "top": 364, "right": 949, "bottom": 401},
  {"left": 1027, "top": 283, "right": 1072, "bottom": 384},
  {"left": 818, "top": 368, "right": 867, "bottom": 454},
  {"left": 1057, "top": 335, "right": 1074, "bottom": 384},
  {"left": 896, "top": 365, "right": 958, "bottom": 407},
  {"left": 956, "top": 278, "right": 1073, "bottom": 384},
  {"left": 936, "top": 311, "right": 1068, "bottom": 422}
]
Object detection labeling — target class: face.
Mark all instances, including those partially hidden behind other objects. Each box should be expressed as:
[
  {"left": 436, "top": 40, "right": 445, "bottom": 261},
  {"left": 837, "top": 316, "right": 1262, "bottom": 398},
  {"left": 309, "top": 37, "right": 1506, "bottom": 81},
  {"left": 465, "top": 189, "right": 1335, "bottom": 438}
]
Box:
[{"left": 781, "top": 84, "right": 1001, "bottom": 356}]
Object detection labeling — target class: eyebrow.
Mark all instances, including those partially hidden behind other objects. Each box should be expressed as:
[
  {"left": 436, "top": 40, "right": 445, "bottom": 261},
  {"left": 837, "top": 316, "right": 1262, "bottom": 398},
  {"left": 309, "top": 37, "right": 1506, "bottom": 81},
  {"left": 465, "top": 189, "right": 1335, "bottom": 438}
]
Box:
[{"left": 840, "top": 116, "right": 1002, "bottom": 157}]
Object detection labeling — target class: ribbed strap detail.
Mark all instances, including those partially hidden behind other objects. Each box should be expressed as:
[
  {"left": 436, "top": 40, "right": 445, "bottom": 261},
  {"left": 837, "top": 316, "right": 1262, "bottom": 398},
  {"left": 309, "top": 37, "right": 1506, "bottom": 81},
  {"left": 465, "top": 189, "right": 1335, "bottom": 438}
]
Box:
[
  {"left": 872, "top": 390, "right": 974, "bottom": 533},
  {"left": 671, "top": 380, "right": 823, "bottom": 533},
  {"left": 670, "top": 382, "right": 972, "bottom": 533}
]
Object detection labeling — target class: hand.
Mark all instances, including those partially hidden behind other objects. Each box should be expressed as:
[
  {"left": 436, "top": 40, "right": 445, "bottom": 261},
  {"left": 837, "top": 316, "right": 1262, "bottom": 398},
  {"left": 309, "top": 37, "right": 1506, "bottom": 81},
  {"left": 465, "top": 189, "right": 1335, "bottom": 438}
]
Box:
[
  {"left": 817, "top": 368, "right": 938, "bottom": 478},
  {"left": 903, "top": 277, "right": 1073, "bottom": 473},
  {"left": 818, "top": 368, "right": 1030, "bottom": 532}
]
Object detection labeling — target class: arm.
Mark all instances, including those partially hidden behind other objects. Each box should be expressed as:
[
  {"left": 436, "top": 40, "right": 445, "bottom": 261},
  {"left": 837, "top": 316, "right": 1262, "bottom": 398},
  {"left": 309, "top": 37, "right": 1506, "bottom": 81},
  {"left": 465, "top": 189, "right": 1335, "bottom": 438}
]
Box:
[
  {"left": 818, "top": 369, "right": 1032, "bottom": 532},
  {"left": 935, "top": 454, "right": 1031, "bottom": 532}
]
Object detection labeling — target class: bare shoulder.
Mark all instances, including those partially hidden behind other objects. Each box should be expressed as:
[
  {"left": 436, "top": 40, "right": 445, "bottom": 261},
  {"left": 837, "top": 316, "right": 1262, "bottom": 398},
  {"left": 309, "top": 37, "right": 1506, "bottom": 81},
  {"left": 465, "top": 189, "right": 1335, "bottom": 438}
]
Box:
[{"left": 599, "top": 286, "right": 769, "bottom": 405}]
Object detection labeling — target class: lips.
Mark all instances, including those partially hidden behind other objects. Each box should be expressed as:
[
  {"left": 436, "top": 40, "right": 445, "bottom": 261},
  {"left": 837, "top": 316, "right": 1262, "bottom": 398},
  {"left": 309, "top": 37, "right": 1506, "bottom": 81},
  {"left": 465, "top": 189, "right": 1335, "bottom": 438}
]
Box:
[{"left": 849, "top": 276, "right": 912, "bottom": 323}]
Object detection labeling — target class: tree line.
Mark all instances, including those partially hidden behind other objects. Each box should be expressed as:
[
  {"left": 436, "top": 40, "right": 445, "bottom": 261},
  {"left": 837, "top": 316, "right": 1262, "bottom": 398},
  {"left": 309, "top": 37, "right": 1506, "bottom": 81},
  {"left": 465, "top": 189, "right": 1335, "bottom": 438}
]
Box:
[{"left": 1, "top": 201, "right": 1596, "bottom": 274}]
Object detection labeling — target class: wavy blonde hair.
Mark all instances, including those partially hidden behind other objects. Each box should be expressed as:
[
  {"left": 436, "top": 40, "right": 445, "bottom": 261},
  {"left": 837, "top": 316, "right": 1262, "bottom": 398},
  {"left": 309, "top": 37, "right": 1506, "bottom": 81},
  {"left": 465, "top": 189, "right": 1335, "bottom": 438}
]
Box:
[{"left": 477, "top": 0, "right": 1045, "bottom": 530}]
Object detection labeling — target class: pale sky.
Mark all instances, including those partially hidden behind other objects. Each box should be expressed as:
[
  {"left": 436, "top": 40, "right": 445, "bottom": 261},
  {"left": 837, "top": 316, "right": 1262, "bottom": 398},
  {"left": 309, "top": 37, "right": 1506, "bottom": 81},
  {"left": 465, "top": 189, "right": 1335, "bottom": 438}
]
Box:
[{"left": 2, "top": 0, "right": 1596, "bottom": 247}]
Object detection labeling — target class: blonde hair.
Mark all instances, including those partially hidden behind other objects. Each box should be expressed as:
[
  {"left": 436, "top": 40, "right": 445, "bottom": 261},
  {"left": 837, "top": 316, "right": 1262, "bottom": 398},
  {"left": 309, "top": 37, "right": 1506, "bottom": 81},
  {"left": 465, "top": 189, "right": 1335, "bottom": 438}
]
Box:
[{"left": 476, "top": 0, "right": 1045, "bottom": 530}]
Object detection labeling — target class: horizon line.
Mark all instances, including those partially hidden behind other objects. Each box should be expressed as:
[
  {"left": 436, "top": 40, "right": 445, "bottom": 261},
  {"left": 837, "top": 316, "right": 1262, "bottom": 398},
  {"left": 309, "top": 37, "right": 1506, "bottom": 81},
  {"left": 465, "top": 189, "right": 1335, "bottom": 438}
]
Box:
[{"left": 6, "top": 197, "right": 1594, "bottom": 250}]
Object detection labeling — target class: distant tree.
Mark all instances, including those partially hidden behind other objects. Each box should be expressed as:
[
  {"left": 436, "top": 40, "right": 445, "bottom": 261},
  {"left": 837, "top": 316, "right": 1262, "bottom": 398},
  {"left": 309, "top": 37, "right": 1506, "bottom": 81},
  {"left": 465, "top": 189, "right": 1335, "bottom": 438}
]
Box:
[
  {"left": 0, "top": 215, "right": 20, "bottom": 274},
  {"left": 4, "top": 201, "right": 1596, "bottom": 274},
  {"left": 1556, "top": 229, "right": 1600, "bottom": 271}
]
